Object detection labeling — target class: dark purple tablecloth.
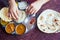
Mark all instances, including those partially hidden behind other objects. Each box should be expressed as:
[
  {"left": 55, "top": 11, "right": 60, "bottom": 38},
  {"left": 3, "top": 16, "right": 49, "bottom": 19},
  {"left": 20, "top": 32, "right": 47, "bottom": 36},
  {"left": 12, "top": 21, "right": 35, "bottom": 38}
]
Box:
[{"left": 0, "top": 0, "right": 60, "bottom": 40}]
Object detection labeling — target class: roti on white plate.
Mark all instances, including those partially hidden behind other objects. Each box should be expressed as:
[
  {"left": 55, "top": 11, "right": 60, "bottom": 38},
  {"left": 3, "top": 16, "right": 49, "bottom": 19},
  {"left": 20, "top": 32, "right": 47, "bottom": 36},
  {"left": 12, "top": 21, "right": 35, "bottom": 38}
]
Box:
[
  {"left": 37, "top": 9, "right": 60, "bottom": 33},
  {"left": 0, "top": 7, "right": 12, "bottom": 22}
]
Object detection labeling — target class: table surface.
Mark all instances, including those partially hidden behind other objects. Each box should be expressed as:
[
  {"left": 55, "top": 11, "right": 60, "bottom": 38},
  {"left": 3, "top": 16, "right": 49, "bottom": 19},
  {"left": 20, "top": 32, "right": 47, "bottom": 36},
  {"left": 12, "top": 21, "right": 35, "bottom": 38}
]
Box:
[{"left": 0, "top": 0, "right": 60, "bottom": 40}]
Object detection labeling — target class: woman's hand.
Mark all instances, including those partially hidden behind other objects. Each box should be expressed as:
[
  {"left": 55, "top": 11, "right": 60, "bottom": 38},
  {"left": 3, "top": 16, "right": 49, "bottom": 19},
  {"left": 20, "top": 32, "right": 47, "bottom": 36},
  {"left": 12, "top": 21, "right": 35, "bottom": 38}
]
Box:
[
  {"left": 26, "top": 0, "right": 49, "bottom": 15},
  {"left": 8, "top": 0, "right": 19, "bottom": 20}
]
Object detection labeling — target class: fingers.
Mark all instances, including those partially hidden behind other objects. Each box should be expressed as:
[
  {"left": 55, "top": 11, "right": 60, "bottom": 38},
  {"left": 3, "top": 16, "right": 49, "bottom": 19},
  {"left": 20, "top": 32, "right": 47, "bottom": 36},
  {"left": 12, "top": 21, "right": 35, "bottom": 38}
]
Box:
[
  {"left": 27, "top": 5, "right": 33, "bottom": 11},
  {"left": 34, "top": 10, "right": 38, "bottom": 14},
  {"left": 29, "top": 8, "right": 34, "bottom": 14},
  {"left": 9, "top": 14, "right": 12, "bottom": 19},
  {"left": 12, "top": 10, "right": 19, "bottom": 20},
  {"left": 26, "top": 5, "right": 33, "bottom": 14},
  {"left": 8, "top": 12, "right": 18, "bottom": 20},
  {"left": 8, "top": 13, "right": 10, "bottom": 17},
  {"left": 7, "top": 12, "right": 12, "bottom": 20},
  {"left": 30, "top": 8, "right": 36, "bottom": 14},
  {"left": 16, "top": 9, "right": 19, "bottom": 16},
  {"left": 10, "top": 11, "right": 16, "bottom": 20},
  {"left": 9, "top": 10, "right": 18, "bottom": 20},
  {"left": 26, "top": 3, "right": 38, "bottom": 15},
  {"left": 26, "top": 6, "right": 37, "bottom": 15}
]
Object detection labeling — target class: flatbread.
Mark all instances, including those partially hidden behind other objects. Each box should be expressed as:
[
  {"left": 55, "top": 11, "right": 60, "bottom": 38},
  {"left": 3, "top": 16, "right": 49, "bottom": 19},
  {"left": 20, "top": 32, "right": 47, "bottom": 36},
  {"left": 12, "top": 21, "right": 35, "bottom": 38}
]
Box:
[
  {"left": 15, "top": 11, "right": 26, "bottom": 23},
  {"left": 37, "top": 9, "right": 60, "bottom": 33},
  {"left": 0, "top": 7, "right": 26, "bottom": 23},
  {"left": 0, "top": 7, "right": 12, "bottom": 22}
]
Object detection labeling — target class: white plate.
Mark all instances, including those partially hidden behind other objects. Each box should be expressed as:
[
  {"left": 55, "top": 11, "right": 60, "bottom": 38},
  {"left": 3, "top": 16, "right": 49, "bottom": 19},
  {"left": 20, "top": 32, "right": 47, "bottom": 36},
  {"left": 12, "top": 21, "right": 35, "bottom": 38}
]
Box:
[{"left": 37, "top": 9, "right": 60, "bottom": 33}]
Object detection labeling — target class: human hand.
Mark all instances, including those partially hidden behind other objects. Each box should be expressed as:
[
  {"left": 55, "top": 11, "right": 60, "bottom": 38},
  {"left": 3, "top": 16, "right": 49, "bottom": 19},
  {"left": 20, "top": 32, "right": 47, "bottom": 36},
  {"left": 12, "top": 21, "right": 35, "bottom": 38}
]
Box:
[
  {"left": 26, "top": 0, "right": 49, "bottom": 15},
  {"left": 8, "top": 0, "right": 19, "bottom": 20}
]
